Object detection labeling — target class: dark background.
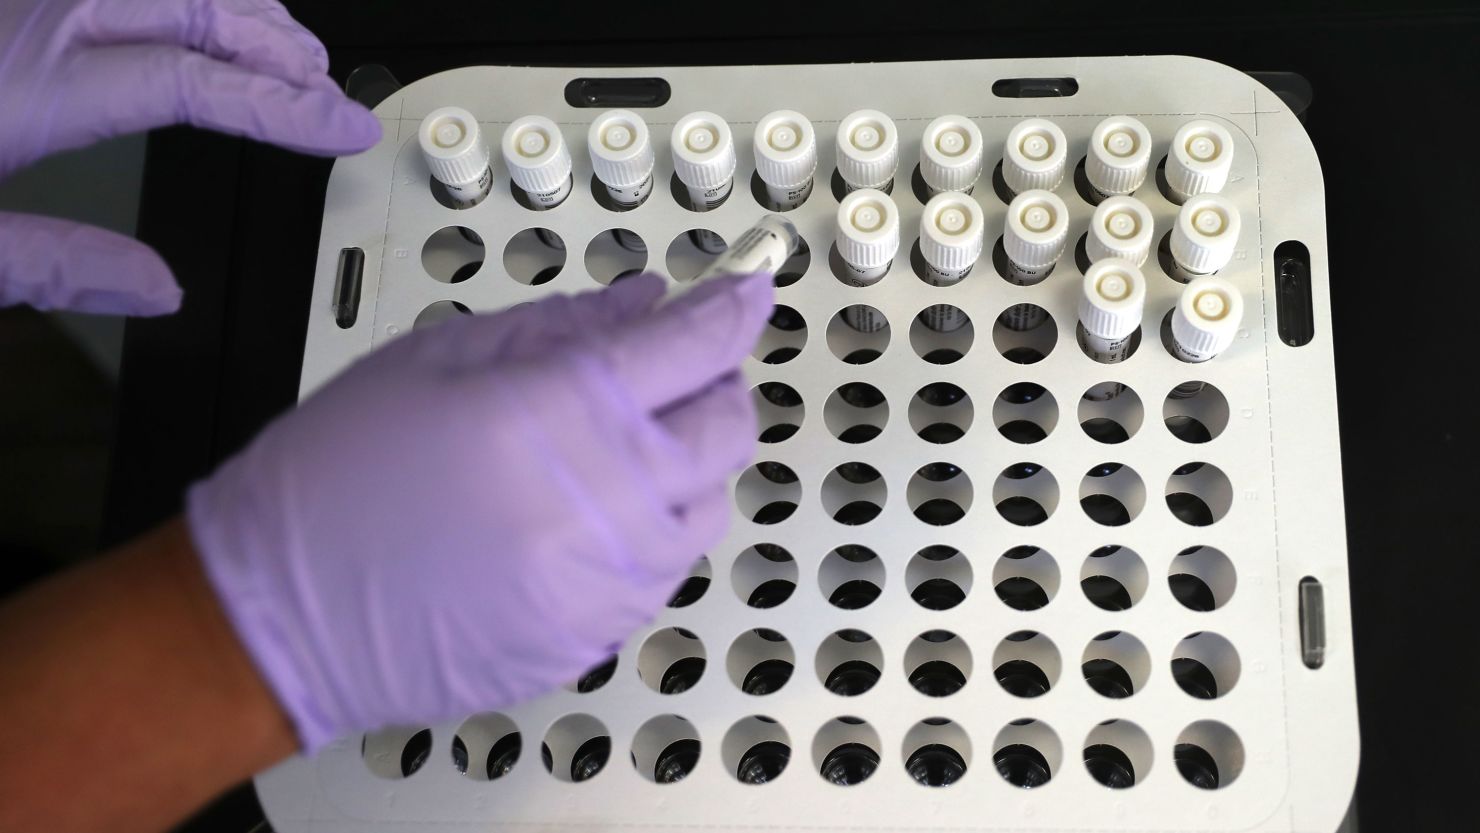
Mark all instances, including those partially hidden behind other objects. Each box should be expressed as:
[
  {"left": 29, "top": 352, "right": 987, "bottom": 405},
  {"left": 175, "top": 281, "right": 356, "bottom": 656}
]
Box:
[{"left": 8, "top": 0, "right": 1479, "bottom": 830}]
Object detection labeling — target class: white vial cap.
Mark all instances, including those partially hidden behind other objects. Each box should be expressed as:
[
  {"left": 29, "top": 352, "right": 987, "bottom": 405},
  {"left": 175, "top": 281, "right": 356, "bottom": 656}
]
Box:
[
  {"left": 671, "top": 111, "right": 736, "bottom": 191},
  {"left": 1171, "top": 194, "right": 1242, "bottom": 275},
  {"left": 1087, "top": 116, "right": 1152, "bottom": 196},
  {"left": 418, "top": 106, "right": 489, "bottom": 187},
  {"left": 836, "top": 109, "right": 899, "bottom": 190},
  {"left": 836, "top": 188, "right": 899, "bottom": 270},
  {"left": 920, "top": 115, "right": 984, "bottom": 193},
  {"left": 919, "top": 191, "right": 985, "bottom": 272},
  {"left": 1079, "top": 258, "right": 1147, "bottom": 340},
  {"left": 1003, "top": 118, "right": 1068, "bottom": 194},
  {"left": 753, "top": 110, "right": 817, "bottom": 189},
  {"left": 587, "top": 109, "right": 654, "bottom": 189},
  {"left": 501, "top": 115, "right": 572, "bottom": 195},
  {"left": 1166, "top": 119, "right": 1235, "bottom": 199},
  {"left": 1173, "top": 276, "right": 1244, "bottom": 357},
  {"left": 1004, "top": 189, "right": 1071, "bottom": 270},
  {"left": 1087, "top": 196, "right": 1155, "bottom": 266}
]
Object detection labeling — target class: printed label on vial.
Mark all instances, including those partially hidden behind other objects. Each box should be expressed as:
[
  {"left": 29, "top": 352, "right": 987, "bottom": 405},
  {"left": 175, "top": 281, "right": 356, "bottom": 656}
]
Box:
[
  {"left": 924, "top": 262, "right": 971, "bottom": 287},
  {"left": 767, "top": 178, "right": 813, "bottom": 212},
  {"left": 444, "top": 167, "right": 493, "bottom": 208},
  {"left": 606, "top": 173, "right": 654, "bottom": 210},
  {"left": 718, "top": 226, "right": 781, "bottom": 275},
  {"left": 840, "top": 260, "right": 889, "bottom": 288},
  {"left": 1083, "top": 381, "right": 1127, "bottom": 401},
  {"left": 922, "top": 303, "right": 967, "bottom": 332},
  {"left": 1077, "top": 324, "right": 1136, "bottom": 365},
  {"left": 611, "top": 228, "right": 647, "bottom": 253},
  {"left": 1000, "top": 302, "right": 1048, "bottom": 331},
  {"left": 689, "top": 179, "right": 734, "bottom": 212},
  {"left": 1005, "top": 260, "right": 1050, "bottom": 286},
  {"left": 688, "top": 229, "right": 728, "bottom": 255},
  {"left": 843, "top": 304, "right": 887, "bottom": 333}
]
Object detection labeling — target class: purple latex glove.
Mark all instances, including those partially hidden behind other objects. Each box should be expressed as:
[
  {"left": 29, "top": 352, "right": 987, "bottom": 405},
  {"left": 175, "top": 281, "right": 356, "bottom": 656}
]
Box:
[
  {"left": 188, "top": 273, "right": 774, "bottom": 751},
  {"left": 0, "top": 0, "right": 381, "bottom": 315}
]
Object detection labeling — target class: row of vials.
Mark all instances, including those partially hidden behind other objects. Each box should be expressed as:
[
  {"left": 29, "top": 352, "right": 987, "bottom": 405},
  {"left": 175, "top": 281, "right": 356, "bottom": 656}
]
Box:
[{"left": 417, "top": 107, "right": 1236, "bottom": 215}]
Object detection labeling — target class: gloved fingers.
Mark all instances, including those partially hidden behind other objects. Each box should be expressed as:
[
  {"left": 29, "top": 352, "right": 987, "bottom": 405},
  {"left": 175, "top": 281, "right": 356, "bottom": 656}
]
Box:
[
  {"left": 69, "top": 44, "right": 380, "bottom": 156},
  {"left": 603, "top": 272, "right": 774, "bottom": 412},
  {"left": 670, "top": 484, "right": 734, "bottom": 561},
  {"left": 0, "top": 213, "right": 181, "bottom": 315},
  {"left": 640, "top": 374, "right": 757, "bottom": 503},
  {"left": 77, "top": 0, "right": 329, "bottom": 87}
]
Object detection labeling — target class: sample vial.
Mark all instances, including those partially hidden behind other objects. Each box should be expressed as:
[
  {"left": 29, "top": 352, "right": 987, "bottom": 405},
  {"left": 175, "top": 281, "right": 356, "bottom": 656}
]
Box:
[
  {"left": 1086, "top": 116, "right": 1153, "bottom": 200},
  {"left": 1165, "top": 120, "right": 1235, "bottom": 202},
  {"left": 419, "top": 106, "right": 492, "bottom": 209},
  {"left": 1168, "top": 276, "right": 1244, "bottom": 362},
  {"left": 1000, "top": 189, "right": 1070, "bottom": 331},
  {"left": 1078, "top": 258, "right": 1147, "bottom": 368},
  {"left": 1169, "top": 194, "right": 1241, "bottom": 280},
  {"left": 753, "top": 110, "right": 818, "bottom": 211},
  {"left": 1086, "top": 196, "right": 1155, "bottom": 266},
  {"left": 693, "top": 214, "right": 800, "bottom": 281},
  {"left": 918, "top": 191, "right": 985, "bottom": 332},
  {"left": 836, "top": 188, "right": 899, "bottom": 332},
  {"left": 588, "top": 109, "right": 655, "bottom": 209},
  {"left": 920, "top": 115, "right": 984, "bottom": 197},
  {"left": 672, "top": 111, "right": 737, "bottom": 254},
  {"left": 1002, "top": 118, "right": 1068, "bottom": 196},
  {"left": 836, "top": 109, "right": 899, "bottom": 194},
  {"left": 502, "top": 115, "right": 573, "bottom": 210}
]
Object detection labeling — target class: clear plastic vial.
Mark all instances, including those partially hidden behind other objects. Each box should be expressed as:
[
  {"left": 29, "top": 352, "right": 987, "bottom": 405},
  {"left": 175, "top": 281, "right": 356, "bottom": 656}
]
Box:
[
  {"left": 1002, "top": 118, "right": 1068, "bottom": 196},
  {"left": 836, "top": 188, "right": 899, "bottom": 332},
  {"left": 918, "top": 191, "right": 985, "bottom": 332},
  {"left": 1000, "top": 189, "right": 1070, "bottom": 331},
  {"left": 1167, "top": 276, "right": 1244, "bottom": 362},
  {"left": 672, "top": 111, "right": 737, "bottom": 254},
  {"left": 1169, "top": 194, "right": 1241, "bottom": 280},
  {"left": 1086, "top": 116, "right": 1153, "bottom": 200},
  {"left": 1165, "top": 119, "right": 1235, "bottom": 202},
  {"left": 1086, "top": 196, "right": 1155, "bottom": 266},
  {"left": 920, "top": 115, "right": 984, "bottom": 197},
  {"left": 694, "top": 214, "right": 800, "bottom": 281},
  {"left": 419, "top": 106, "right": 492, "bottom": 209},
  {"left": 836, "top": 109, "right": 899, "bottom": 194},
  {"left": 502, "top": 115, "right": 574, "bottom": 210},
  {"left": 1078, "top": 258, "right": 1147, "bottom": 370},
  {"left": 754, "top": 110, "right": 818, "bottom": 211}
]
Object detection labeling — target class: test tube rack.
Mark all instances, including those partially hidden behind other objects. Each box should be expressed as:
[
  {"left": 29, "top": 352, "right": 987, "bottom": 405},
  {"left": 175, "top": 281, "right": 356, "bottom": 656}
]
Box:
[{"left": 273, "top": 57, "right": 1356, "bottom": 832}]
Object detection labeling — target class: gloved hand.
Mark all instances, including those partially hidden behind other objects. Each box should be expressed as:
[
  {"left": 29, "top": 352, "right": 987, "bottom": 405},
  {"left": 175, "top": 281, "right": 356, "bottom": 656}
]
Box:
[
  {"left": 188, "top": 273, "right": 774, "bottom": 751},
  {"left": 0, "top": 0, "right": 381, "bottom": 315}
]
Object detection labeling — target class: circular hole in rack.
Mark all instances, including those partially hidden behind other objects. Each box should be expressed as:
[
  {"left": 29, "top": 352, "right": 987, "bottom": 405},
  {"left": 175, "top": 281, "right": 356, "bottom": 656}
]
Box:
[
  {"left": 993, "top": 719, "right": 1062, "bottom": 789},
  {"left": 666, "top": 229, "right": 727, "bottom": 282},
  {"left": 906, "top": 462, "right": 973, "bottom": 526},
  {"left": 814, "top": 717, "right": 883, "bottom": 786},
  {"left": 452, "top": 714, "right": 521, "bottom": 781},
  {"left": 361, "top": 726, "right": 433, "bottom": 780},
  {"left": 775, "top": 237, "right": 812, "bottom": 287},
  {"left": 1175, "top": 721, "right": 1244, "bottom": 789},
  {"left": 993, "top": 462, "right": 1059, "bottom": 526},
  {"left": 732, "top": 544, "right": 798, "bottom": 609},
  {"left": 1080, "top": 546, "right": 1148, "bottom": 611},
  {"left": 1081, "top": 630, "right": 1151, "bottom": 699},
  {"left": 1172, "top": 631, "right": 1241, "bottom": 700},
  {"left": 825, "top": 382, "right": 889, "bottom": 444},
  {"left": 752, "top": 382, "right": 805, "bottom": 444},
  {"left": 819, "top": 545, "right": 885, "bottom": 610},
  {"left": 668, "top": 556, "right": 711, "bottom": 608},
  {"left": 724, "top": 716, "right": 792, "bottom": 784},
  {"left": 636, "top": 627, "right": 707, "bottom": 694},
  {"left": 994, "top": 382, "right": 1058, "bottom": 444},
  {"left": 568, "top": 654, "right": 619, "bottom": 694},
  {"left": 906, "top": 546, "right": 972, "bottom": 611},
  {"left": 1079, "top": 463, "right": 1147, "bottom": 526},
  {"left": 542, "top": 714, "right": 611, "bottom": 783},
  {"left": 910, "top": 307, "right": 974, "bottom": 364},
  {"left": 904, "top": 630, "right": 973, "bottom": 697},
  {"left": 413, "top": 300, "right": 472, "bottom": 330},
  {"left": 827, "top": 305, "right": 891, "bottom": 364},
  {"left": 993, "top": 546, "right": 1060, "bottom": 611},
  {"left": 1165, "top": 463, "right": 1233, "bottom": 526},
  {"left": 992, "top": 306, "right": 1057, "bottom": 364},
  {"left": 1164, "top": 381, "right": 1230, "bottom": 442},
  {"left": 753, "top": 304, "right": 807, "bottom": 365},
  {"left": 822, "top": 462, "right": 888, "bottom": 525},
  {"left": 736, "top": 462, "right": 801, "bottom": 524},
  {"left": 1079, "top": 383, "right": 1144, "bottom": 444},
  {"left": 633, "top": 714, "right": 702, "bottom": 784},
  {"left": 993, "top": 631, "right": 1061, "bottom": 698},
  {"left": 903, "top": 719, "right": 973, "bottom": 788},
  {"left": 1168, "top": 546, "right": 1236, "bottom": 611},
  {"left": 500, "top": 228, "right": 565, "bottom": 285},
  {"left": 909, "top": 382, "right": 973, "bottom": 444},
  {"left": 727, "top": 629, "right": 795, "bottom": 695},
  {"left": 422, "top": 226, "right": 485, "bottom": 284},
  {"left": 816, "top": 630, "right": 884, "bottom": 696},
  {"left": 583, "top": 229, "right": 648, "bottom": 285},
  {"left": 1083, "top": 720, "right": 1152, "bottom": 789}
]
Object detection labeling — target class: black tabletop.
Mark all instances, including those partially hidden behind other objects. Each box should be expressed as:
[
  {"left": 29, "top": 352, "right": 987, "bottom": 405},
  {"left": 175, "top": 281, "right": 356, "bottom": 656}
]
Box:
[{"left": 109, "top": 2, "right": 1480, "bottom": 830}]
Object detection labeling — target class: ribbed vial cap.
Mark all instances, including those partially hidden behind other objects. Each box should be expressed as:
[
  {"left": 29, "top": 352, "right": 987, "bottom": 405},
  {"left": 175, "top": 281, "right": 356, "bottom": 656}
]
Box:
[
  {"left": 1003, "top": 189, "right": 1070, "bottom": 270},
  {"left": 836, "top": 188, "right": 900, "bottom": 270},
  {"left": 1086, "top": 196, "right": 1155, "bottom": 266},
  {"left": 1166, "top": 119, "right": 1235, "bottom": 199},
  {"left": 1003, "top": 118, "right": 1068, "bottom": 194},
  {"left": 1086, "top": 116, "right": 1152, "bottom": 196},
  {"left": 1170, "top": 194, "right": 1241, "bottom": 275},
  {"left": 1079, "top": 258, "right": 1147, "bottom": 340},
  {"left": 753, "top": 110, "right": 817, "bottom": 189},
  {"left": 920, "top": 115, "right": 983, "bottom": 193},
  {"left": 671, "top": 111, "right": 736, "bottom": 191},
  {"left": 836, "top": 109, "right": 899, "bottom": 190},
  {"left": 919, "top": 192, "right": 985, "bottom": 272},
  {"left": 587, "top": 109, "right": 654, "bottom": 188},
  {"left": 1173, "top": 276, "right": 1244, "bottom": 357},
  {"left": 418, "top": 106, "right": 489, "bottom": 186},
  {"left": 501, "top": 115, "right": 571, "bottom": 194}
]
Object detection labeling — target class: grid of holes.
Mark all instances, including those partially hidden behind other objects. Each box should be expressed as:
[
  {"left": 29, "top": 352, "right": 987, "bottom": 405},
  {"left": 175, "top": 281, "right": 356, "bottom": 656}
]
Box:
[{"left": 377, "top": 115, "right": 1257, "bottom": 797}]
